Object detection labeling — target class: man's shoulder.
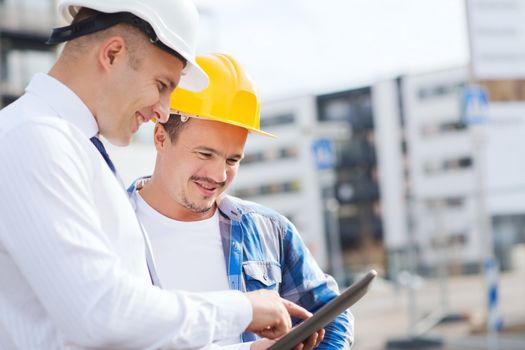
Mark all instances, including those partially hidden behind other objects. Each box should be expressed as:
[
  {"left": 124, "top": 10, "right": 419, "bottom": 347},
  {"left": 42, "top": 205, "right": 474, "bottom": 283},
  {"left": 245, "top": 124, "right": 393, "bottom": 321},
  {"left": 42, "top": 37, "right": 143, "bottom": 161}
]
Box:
[
  {"left": 0, "top": 95, "right": 76, "bottom": 140},
  {"left": 0, "top": 97, "right": 95, "bottom": 176},
  {"left": 127, "top": 176, "right": 150, "bottom": 194},
  {"left": 126, "top": 176, "right": 151, "bottom": 211}
]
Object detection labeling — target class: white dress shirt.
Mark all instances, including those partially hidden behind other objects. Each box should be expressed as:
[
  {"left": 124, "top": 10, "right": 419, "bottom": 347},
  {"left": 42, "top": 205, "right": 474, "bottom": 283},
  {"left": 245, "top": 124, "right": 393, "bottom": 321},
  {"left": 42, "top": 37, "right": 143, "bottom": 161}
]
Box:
[{"left": 0, "top": 73, "right": 252, "bottom": 350}]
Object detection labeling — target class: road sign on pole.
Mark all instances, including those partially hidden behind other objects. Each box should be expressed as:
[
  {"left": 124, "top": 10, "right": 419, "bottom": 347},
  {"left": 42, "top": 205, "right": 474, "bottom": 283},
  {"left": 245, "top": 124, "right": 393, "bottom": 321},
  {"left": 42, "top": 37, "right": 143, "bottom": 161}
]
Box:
[
  {"left": 311, "top": 139, "right": 336, "bottom": 170},
  {"left": 463, "top": 85, "right": 489, "bottom": 125}
]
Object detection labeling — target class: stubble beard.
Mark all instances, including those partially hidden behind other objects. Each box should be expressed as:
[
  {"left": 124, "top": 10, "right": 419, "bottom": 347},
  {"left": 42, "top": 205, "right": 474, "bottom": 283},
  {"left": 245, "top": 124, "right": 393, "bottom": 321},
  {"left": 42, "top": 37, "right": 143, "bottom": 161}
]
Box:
[
  {"left": 182, "top": 176, "right": 224, "bottom": 214},
  {"left": 180, "top": 193, "right": 214, "bottom": 214}
]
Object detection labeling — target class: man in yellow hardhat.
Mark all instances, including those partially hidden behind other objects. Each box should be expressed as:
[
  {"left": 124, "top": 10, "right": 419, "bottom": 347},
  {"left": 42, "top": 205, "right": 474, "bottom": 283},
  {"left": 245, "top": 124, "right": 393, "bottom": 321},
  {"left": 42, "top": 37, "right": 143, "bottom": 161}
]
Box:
[{"left": 128, "top": 53, "right": 354, "bottom": 349}]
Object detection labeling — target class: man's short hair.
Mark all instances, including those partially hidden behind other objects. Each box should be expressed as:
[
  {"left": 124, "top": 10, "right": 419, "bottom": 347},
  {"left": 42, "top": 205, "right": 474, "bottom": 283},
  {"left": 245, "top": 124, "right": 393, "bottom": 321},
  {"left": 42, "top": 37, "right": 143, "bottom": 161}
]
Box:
[
  {"left": 160, "top": 114, "right": 192, "bottom": 144},
  {"left": 62, "top": 8, "right": 187, "bottom": 69}
]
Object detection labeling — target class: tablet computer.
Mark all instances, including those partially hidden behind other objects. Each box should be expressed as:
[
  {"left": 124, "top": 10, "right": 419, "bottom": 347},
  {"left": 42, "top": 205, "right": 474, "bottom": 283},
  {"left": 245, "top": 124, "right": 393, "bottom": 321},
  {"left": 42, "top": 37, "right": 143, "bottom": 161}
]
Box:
[{"left": 268, "top": 269, "right": 377, "bottom": 350}]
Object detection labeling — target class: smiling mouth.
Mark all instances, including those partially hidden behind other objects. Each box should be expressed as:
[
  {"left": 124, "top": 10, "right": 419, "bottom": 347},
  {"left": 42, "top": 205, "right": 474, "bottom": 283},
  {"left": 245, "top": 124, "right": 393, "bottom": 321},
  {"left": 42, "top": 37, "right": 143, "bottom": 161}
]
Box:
[
  {"left": 191, "top": 176, "right": 226, "bottom": 197},
  {"left": 193, "top": 179, "right": 228, "bottom": 198},
  {"left": 195, "top": 181, "right": 218, "bottom": 192}
]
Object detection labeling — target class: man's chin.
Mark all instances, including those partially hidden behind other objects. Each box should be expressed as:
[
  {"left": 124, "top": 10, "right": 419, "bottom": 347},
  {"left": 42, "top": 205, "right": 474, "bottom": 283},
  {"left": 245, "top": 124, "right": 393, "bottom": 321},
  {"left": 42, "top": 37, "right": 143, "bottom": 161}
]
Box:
[
  {"left": 186, "top": 201, "right": 215, "bottom": 214},
  {"left": 194, "top": 205, "right": 214, "bottom": 214}
]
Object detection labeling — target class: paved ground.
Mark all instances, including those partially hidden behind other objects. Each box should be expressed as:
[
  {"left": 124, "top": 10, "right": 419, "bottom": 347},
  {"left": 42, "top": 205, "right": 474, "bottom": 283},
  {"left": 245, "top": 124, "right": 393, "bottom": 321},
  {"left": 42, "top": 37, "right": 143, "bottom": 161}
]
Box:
[{"left": 350, "top": 271, "right": 525, "bottom": 349}]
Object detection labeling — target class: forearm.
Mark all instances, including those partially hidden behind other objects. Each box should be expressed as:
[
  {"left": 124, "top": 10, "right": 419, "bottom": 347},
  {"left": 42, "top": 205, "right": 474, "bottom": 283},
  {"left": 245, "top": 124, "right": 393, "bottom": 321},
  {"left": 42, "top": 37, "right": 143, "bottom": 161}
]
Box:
[
  {"left": 316, "top": 310, "right": 354, "bottom": 350},
  {"left": 6, "top": 229, "right": 251, "bottom": 349},
  {"left": 281, "top": 223, "right": 354, "bottom": 350}
]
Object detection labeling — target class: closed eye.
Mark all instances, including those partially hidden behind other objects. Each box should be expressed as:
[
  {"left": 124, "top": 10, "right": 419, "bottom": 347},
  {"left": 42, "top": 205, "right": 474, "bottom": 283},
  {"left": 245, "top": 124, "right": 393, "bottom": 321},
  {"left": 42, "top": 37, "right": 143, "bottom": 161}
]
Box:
[
  {"left": 226, "top": 158, "right": 241, "bottom": 166},
  {"left": 197, "top": 151, "right": 213, "bottom": 159},
  {"left": 157, "top": 80, "right": 169, "bottom": 93}
]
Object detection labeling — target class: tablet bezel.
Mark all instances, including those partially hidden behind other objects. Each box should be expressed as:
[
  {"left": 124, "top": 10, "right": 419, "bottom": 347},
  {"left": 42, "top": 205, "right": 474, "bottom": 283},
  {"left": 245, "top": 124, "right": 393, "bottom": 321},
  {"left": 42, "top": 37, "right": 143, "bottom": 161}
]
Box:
[{"left": 268, "top": 269, "right": 377, "bottom": 350}]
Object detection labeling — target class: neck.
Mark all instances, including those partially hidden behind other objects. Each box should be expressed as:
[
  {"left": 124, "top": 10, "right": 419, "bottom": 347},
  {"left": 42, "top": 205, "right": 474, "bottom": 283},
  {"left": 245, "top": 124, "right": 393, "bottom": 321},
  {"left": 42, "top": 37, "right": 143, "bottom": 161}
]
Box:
[{"left": 48, "top": 57, "right": 98, "bottom": 118}]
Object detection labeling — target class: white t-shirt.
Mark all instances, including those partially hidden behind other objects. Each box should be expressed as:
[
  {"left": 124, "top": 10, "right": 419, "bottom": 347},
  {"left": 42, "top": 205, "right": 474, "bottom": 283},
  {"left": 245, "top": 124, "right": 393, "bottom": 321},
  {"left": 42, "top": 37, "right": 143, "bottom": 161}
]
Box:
[
  {"left": 134, "top": 192, "right": 230, "bottom": 292},
  {"left": 135, "top": 192, "right": 243, "bottom": 346}
]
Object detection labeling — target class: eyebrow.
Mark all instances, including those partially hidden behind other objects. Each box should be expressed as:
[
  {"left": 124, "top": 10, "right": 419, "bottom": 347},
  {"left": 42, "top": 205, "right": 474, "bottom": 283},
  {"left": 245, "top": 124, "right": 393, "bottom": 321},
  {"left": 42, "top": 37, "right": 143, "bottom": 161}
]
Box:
[{"left": 195, "top": 146, "right": 244, "bottom": 160}]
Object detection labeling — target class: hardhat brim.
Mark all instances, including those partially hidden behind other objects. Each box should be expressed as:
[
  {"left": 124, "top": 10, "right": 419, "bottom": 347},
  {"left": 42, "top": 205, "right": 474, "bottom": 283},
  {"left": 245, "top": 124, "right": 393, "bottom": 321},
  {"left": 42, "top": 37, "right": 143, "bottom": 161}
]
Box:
[
  {"left": 177, "top": 62, "right": 208, "bottom": 92},
  {"left": 171, "top": 110, "right": 276, "bottom": 138}
]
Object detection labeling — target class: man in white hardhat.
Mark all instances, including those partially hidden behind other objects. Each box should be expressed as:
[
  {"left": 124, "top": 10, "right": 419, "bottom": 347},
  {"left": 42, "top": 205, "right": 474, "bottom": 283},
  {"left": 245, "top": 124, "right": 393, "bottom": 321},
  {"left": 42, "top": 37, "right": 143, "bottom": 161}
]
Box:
[{"left": 0, "top": 1, "right": 309, "bottom": 349}]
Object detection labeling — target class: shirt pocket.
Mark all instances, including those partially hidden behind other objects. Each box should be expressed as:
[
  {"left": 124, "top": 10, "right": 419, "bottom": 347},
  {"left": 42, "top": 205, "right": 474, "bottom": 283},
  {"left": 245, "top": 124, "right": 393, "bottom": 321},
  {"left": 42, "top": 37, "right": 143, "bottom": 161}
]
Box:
[{"left": 243, "top": 261, "right": 282, "bottom": 292}]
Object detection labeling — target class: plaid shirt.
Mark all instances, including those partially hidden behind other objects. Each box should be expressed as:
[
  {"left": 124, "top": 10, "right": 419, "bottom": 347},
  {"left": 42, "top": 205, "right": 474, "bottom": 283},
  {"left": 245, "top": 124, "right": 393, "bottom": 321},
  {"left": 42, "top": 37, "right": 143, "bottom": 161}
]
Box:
[{"left": 129, "top": 179, "right": 353, "bottom": 349}]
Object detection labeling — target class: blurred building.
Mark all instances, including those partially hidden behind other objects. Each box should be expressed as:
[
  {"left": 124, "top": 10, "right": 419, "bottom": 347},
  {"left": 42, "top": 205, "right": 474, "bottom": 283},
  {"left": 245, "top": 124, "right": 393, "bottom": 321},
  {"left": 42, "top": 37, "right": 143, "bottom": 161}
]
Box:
[
  {"left": 0, "top": 0, "right": 57, "bottom": 108},
  {"left": 229, "top": 96, "right": 349, "bottom": 277},
  {"left": 317, "top": 87, "right": 383, "bottom": 271},
  {"left": 401, "top": 68, "right": 482, "bottom": 274},
  {"left": 232, "top": 67, "right": 525, "bottom": 281},
  {"left": 402, "top": 67, "right": 525, "bottom": 274},
  {"left": 230, "top": 82, "right": 410, "bottom": 279},
  {"left": 230, "top": 88, "right": 386, "bottom": 279}
]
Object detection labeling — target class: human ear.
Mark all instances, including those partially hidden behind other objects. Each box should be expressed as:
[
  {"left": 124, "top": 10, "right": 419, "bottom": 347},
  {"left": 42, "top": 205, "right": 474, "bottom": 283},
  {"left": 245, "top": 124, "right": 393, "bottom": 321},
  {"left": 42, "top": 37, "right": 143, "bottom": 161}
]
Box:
[
  {"left": 153, "top": 123, "right": 169, "bottom": 151},
  {"left": 98, "top": 36, "right": 126, "bottom": 71}
]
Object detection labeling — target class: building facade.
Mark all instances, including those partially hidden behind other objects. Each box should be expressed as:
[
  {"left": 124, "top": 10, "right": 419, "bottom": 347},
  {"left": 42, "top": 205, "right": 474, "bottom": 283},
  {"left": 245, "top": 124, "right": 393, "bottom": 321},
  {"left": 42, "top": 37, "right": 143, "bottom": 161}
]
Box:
[
  {"left": 0, "top": 0, "right": 57, "bottom": 108},
  {"left": 231, "top": 67, "right": 525, "bottom": 280}
]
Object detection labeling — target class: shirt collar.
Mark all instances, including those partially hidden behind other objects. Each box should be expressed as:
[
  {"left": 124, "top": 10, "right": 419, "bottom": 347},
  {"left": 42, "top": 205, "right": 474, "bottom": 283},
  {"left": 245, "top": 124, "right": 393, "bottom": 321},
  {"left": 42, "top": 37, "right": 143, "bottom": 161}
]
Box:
[
  {"left": 25, "top": 73, "right": 99, "bottom": 139},
  {"left": 216, "top": 195, "right": 242, "bottom": 221}
]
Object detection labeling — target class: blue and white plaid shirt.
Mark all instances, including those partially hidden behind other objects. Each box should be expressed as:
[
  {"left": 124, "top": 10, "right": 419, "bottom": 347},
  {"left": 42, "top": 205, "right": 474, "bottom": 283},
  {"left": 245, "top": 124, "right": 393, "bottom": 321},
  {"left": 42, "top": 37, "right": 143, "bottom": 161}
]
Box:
[{"left": 129, "top": 178, "right": 354, "bottom": 349}]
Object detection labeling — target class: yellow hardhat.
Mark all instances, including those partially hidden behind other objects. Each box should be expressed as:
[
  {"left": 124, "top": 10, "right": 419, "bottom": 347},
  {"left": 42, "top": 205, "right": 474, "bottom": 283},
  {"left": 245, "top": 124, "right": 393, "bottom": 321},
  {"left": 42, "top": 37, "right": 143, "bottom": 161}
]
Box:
[{"left": 169, "top": 53, "right": 275, "bottom": 137}]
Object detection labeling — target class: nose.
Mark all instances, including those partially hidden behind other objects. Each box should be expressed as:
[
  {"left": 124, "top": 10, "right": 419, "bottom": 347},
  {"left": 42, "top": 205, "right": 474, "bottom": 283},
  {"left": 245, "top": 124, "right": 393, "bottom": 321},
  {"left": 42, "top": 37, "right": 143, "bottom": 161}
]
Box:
[
  {"left": 208, "top": 159, "right": 228, "bottom": 184},
  {"left": 152, "top": 92, "right": 171, "bottom": 123}
]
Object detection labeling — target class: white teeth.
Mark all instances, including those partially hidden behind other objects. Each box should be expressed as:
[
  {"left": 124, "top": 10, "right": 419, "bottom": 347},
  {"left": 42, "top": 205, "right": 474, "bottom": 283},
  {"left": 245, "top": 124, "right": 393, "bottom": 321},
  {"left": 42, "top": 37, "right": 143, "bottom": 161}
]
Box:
[{"left": 197, "top": 182, "right": 215, "bottom": 191}]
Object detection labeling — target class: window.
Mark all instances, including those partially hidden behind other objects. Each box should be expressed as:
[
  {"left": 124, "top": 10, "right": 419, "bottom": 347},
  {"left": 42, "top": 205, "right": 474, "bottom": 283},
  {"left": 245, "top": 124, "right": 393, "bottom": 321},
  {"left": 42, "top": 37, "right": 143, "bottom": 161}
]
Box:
[
  {"left": 317, "top": 87, "right": 373, "bottom": 127},
  {"left": 417, "top": 82, "right": 465, "bottom": 100},
  {"left": 234, "top": 180, "right": 301, "bottom": 199},
  {"left": 260, "top": 113, "right": 295, "bottom": 128},
  {"left": 424, "top": 156, "right": 473, "bottom": 175},
  {"left": 242, "top": 146, "right": 299, "bottom": 165},
  {"left": 420, "top": 121, "right": 467, "bottom": 137},
  {"left": 425, "top": 197, "right": 464, "bottom": 210},
  {"left": 5, "top": 50, "right": 55, "bottom": 91}
]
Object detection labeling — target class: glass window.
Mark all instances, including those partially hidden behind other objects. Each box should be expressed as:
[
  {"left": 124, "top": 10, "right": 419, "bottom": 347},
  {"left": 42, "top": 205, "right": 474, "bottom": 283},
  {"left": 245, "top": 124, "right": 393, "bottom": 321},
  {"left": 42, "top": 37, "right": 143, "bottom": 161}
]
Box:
[
  {"left": 234, "top": 180, "right": 301, "bottom": 199},
  {"left": 417, "top": 82, "right": 465, "bottom": 101},
  {"left": 424, "top": 156, "right": 473, "bottom": 175},
  {"left": 260, "top": 113, "right": 295, "bottom": 128},
  {"left": 242, "top": 145, "right": 299, "bottom": 165},
  {"left": 6, "top": 50, "right": 55, "bottom": 91}
]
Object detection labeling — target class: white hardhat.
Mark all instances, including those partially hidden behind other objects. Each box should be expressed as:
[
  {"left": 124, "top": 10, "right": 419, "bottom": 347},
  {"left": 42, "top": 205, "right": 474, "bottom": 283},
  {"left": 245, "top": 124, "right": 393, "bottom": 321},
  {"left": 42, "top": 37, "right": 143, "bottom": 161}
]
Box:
[{"left": 55, "top": 0, "right": 208, "bottom": 92}]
